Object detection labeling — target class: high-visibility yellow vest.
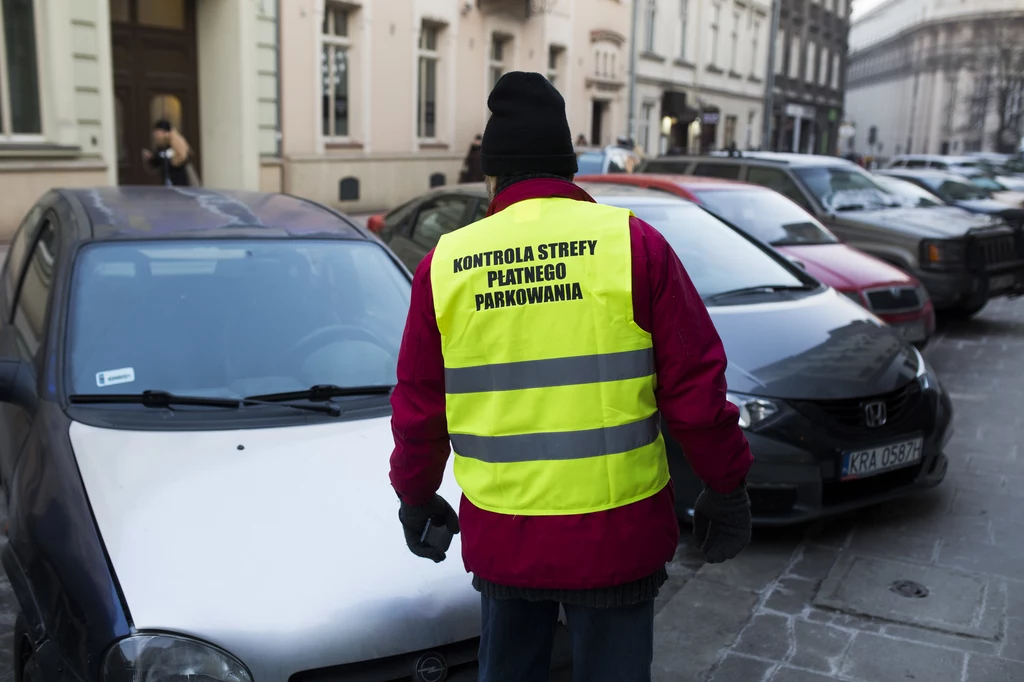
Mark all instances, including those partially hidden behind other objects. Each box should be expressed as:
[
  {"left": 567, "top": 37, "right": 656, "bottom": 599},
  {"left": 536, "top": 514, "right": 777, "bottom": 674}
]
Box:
[{"left": 431, "top": 197, "right": 669, "bottom": 516}]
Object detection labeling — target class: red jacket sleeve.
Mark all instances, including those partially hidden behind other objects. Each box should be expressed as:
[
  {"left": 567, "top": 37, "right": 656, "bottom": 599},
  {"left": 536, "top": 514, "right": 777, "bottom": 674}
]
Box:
[
  {"left": 389, "top": 250, "right": 451, "bottom": 506},
  {"left": 629, "top": 217, "right": 754, "bottom": 494}
]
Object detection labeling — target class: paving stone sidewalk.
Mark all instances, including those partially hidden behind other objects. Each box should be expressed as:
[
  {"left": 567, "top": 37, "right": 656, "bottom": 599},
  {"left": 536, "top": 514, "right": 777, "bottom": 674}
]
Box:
[{"left": 652, "top": 297, "right": 1024, "bottom": 682}]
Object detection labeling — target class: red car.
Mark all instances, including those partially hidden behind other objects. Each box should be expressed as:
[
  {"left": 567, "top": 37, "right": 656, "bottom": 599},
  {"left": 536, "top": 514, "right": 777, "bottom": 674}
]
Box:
[{"left": 578, "top": 174, "right": 936, "bottom": 344}]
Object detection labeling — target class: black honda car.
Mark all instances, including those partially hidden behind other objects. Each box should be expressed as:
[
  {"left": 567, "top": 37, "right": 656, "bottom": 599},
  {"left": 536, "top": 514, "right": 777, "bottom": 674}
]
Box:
[{"left": 378, "top": 182, "right": 954, "bottom": 524}]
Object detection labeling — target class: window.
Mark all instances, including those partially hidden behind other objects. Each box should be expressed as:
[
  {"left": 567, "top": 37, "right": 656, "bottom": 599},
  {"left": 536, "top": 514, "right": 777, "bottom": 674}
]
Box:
[
  {"left": 745, "top": 167, "right": 813, "bottom": 210},
  {"left": 776, "top": 30, "right": 785, "bottom": 75},
  {"left": 639, "top": 101, "right": 655, "bottom": 153},
  {"left": 411, "top": 197, "right": 472, "bottom": 250},
  {"left": 12, "top": 220, "right": 55, "bottom": 361},
  {"left": 730, "top": 11, "right": 740, "bottom": 71},
  {"left": 789, "top": 35, "right": 800, "bottom": 79},
  {"left": 418, "top": 23, "right": 440, "bottom": 139},
  {"left": 831, "top": 52, "right": 840, "bottom": 88},
  {"left": 794, "top": 166, "right": 900, "bottom": 212},
  {"left": 489, "top": 34, "right": 509, "bottom": 90},
  {"left": 710, "top": 4, "right": 721, "bottom": 66},
  {"left": 3, "top": 202, "right": 42, "bottom": 304},
  {"left": 693, "top": 162, "right": 741, "bottom": 179},
  {"left": 724, "top": 115, "right": 737, "bottom": 147},
  {"left": 0, "top": 0, "right": 42, "bottom": 137},
  {"left": 644, "top": 0, "right": 656, "bottom": 52},
  {"left": 547, "top": 45, "right": 564, "bottom": 88},
  {"left": 806, "top": 42, "right": 815, "bottom": 84},
  {"left": 819, "top": 47, "right": 829, "bottom": 86},
  {"left": 693, "top": 189, "right": 836, "bottom": 246},
  {"left": 679, "top": 0, "right": 689, "bottom": 59},
  {"left": 750, "top": 20, "right": 760, "bottom": 76},
  {"left": 321, "top": 4, "right": 350, "bottom": 138}
]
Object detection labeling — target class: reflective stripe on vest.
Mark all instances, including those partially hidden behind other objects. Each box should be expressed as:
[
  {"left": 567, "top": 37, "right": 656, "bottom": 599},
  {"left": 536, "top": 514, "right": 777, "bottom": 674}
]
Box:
[{"left": 431, "top": 197, "right": 670, "bottom": 516}]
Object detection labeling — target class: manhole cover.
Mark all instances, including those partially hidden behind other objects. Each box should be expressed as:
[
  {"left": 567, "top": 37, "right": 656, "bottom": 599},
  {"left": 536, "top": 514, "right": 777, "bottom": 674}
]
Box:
[{"left": 889, "top": 580, "right": 929, "bottom": 599}]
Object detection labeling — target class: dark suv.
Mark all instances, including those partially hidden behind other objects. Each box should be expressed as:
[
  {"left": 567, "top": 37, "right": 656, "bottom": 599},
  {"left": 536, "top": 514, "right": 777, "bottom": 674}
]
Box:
[{"left": 640, "top": 152, "right": 1024, "bottom": 317}]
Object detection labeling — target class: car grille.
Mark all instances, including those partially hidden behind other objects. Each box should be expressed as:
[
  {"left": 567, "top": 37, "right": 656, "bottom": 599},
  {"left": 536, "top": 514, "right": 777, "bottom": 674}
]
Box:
[
  {"left": 290, "top": 639, "right": 479, "bottom": 682},
  {"left": 864, "top": 286, "right": 922, "bottom": 313},
  {"left": 796, "top": 381, "right": 921, "bottom": 430},
  {"left": 969, "top": 233, "right": 1018, "bottom": 269},
  {"left": 823, "top": 461, "right": 924, "bottom": 507}
]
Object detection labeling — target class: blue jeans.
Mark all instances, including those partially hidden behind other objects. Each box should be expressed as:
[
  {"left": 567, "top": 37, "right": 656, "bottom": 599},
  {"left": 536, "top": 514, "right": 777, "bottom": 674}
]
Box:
[{"left": 478, "top": 595, "right": 655, "bottom": 682}]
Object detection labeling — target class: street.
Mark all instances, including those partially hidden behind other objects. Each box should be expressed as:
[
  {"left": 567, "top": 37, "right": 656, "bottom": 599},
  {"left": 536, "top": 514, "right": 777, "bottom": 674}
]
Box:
[{"left": 0, "top": 234, "right": 1021, "bottom": 680}]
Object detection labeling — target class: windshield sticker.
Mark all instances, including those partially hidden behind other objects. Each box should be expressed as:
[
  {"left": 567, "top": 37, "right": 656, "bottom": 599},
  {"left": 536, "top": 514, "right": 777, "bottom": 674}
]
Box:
[{"left": 96, "top": 367, "right": 136, "bottom": 388}]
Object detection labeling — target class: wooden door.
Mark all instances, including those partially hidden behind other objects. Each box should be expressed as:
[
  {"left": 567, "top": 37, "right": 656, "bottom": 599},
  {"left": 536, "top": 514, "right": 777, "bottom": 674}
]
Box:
[{"left": 111, "top": 0, "right": 200, "bottom": 185}]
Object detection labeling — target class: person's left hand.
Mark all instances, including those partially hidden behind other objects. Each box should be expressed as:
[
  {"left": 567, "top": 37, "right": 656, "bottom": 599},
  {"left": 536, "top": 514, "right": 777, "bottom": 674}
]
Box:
[
  {"left": 692, "top": 483, "right": 751, "bottom": 563},
  {"left": 398, "top": 494, "right": 460, "bottom": 563}
]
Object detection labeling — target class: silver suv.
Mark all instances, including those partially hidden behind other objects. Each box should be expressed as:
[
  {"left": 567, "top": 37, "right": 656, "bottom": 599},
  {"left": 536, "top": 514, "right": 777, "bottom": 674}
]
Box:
[{"left": 639, "top": 152, "right": 1024, "bottom": 317}]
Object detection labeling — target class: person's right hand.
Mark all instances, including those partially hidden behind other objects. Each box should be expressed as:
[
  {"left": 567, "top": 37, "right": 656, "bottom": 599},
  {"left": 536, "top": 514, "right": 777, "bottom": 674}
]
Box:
[
  {"left": 141, "top": 149, "right": 152, "bottom": 161},
  {"left": 693, "top": 482, "right": 751, "bottom": 563},
  {"left": 398, "top": 494, "right": 460, "bottom": 563}
]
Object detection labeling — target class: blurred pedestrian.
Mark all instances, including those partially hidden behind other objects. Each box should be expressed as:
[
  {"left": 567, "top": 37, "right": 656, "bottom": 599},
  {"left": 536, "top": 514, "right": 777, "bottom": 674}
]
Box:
[
  {"left": 459, "top": 134, "right": 485, "bottom": 184},
  {"left": 575, "top": 133, "right": 588, "bottom": 146},
  {"left": 389, "top": 71, "right": 754, "bottom": 682},
  {"left": 142, "top": 119, "right": 199, "bottom": 186}
]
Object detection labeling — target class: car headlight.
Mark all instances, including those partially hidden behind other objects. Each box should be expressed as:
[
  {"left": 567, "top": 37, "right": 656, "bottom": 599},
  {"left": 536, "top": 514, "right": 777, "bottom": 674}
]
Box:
[
  {"left": 920, "top": 239, "right": 967, "bottom": 270},
  {"left": 102, "top": 634, "right": 252, "bottom": 682},
  {"left": 726, "top": 392, "right": 780, "bottom": 429},
  {"left": 911, "top": 345, "right": 939, "bottom": 390}
]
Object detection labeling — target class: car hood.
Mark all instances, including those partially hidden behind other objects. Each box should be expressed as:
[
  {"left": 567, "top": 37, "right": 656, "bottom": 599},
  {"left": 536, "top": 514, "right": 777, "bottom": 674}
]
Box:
[
  {"left": 69, "top": 418, "right": 478, "bottom": 682},
  {"left": 955, "top": 198, "right": 1019, "bottom": 214},
  {"left": 709, "top": 289, "right": 919, "bottom": 400},
  {"left": 776, "top": 243, "right": 916, "bottom": 291},
  {"left": 835, "top": 205, "right": 1000, "bottom": 237}
]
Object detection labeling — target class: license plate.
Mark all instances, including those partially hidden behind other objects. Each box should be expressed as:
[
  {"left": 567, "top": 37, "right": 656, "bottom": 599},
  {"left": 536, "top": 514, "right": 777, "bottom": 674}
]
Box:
[
  {"left": 841, "top": 437, "right": 923, "bottom": 480},
  {"left": 990, "top": 273, "right": 1017, "bottom": 291},
  {"left": 894, "top": 320, "right": 927, "bottom": 342}
]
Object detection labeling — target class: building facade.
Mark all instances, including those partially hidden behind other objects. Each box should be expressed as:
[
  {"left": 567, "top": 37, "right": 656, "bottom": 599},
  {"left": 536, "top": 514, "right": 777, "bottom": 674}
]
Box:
[
  {"left": 0, "top": 0, "right": 630, "bottom": 240},
  {"left": 844, "top": 0, "right": 1024, "bottom": 159},
  {"left": 633, "top": 0, "right": 772, "bottom": 156},
  {"left": 766, "top": 0, "right": 850, "bottom": 155}
]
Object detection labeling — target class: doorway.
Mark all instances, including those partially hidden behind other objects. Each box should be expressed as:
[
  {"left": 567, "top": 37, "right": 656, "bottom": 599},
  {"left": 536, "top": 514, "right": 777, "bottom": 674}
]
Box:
[
  {"left": 111, "top": 0, "right": 200, "bottom": 185},
  {"left": 591, "top": 100, "right": 609, "bottom": 148}
]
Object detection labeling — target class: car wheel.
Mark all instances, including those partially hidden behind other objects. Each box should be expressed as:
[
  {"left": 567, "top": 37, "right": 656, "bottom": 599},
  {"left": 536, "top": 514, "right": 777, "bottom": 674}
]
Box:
[
  {"left": 944, "top": 300, "right": 987, "bottom": 318},
  {"left": 13, "top": 614, "right": 33, "bottom": 682}
]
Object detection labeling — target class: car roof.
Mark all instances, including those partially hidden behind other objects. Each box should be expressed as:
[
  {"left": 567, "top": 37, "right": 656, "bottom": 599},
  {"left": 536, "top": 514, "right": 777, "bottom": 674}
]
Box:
[
  {"left": 60, "top": 187, "right": 366, "bottom": 241},
  {"left": 878, "top": 168, "right": 966, "bottom": 181},
  {"left": 424, "top": 181, "right": 687, "bottom": 204},
  {"left": 894, "top": 154, "right": 980, "bottom": 164},
  {"left": 578, "top": 173, "right": 754, "bottom": 192},
  {"left": 657, "top": 152, "right": 853, "bottom": 168}
]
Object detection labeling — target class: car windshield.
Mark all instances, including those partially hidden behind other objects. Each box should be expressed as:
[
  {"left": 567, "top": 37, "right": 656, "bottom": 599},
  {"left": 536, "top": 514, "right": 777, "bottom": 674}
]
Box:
[
  {"left": 576, "top": 152, "right": 605, "bottom": 175},
  {"left": 932, "top": 178, "right": 991, "bottom": 201},
  {"left": 607, "top": 200, "right": 808, "bottom": 300},
  {"left": 969, "top": 175, "right": 1005, "bottom": 191},
  {"left": 873, "top": 175, "right": 944, "bottom": 207},
  {"left": 692, "top": 189, "right": 839, "bottom": 246},
  {"left": 67, "top": 239, "right": 410, "bottom": 400},
  {"left": 795, "top": 166, "right": 901, "bottom": 211}
]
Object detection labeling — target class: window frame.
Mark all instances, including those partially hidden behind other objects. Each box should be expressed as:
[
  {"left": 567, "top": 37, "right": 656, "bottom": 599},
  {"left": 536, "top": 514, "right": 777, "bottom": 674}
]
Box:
[
  {"left": 11, "top": 217, "right": 57, "bottom": 365},
  {"left": 678, "top": 0, "right": 688, "bottom": 60},
  {"left": 321, "top": 3, "right": 352, "bottom": 141},
  {"left": 489, "top": 33, "right": 510, "bottom": 91},
  {"left": 750, "top": 19, "right": 760, "bottom": 77},
  {"left": 547, "top": 44, "right": 564, "bottom": 88},
  {"left": 730, "top": 10, "right": 740, "bottom": 72},
  {"left": 0, "top": 0, "right": 44, "bottom": 141},
  {"left": 744, "top": 166, "right": 814, "bottom": 211},
  {"left": 709, "top": 3, "right": 721, "bottom": 66},
  {"left": 644, "top": 0, "right": 657, "bottom": 53},
  {"left": 417, "top": 22, "right": 442, "bottom": 141}
]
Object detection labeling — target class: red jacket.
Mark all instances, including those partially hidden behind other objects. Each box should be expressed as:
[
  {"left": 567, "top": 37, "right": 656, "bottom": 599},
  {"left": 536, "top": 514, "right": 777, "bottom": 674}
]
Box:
[{"left": 389, "top": 179, "right": 753, "bottom": 590}]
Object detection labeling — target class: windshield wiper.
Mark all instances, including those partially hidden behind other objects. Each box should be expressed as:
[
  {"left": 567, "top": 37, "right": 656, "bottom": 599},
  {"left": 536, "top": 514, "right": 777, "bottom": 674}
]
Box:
[
  {"left": 705, "top": 285, "right": 814, "bottom": 304},
  {"left": 69, "top": 390, "right": 343, "bottom": 415},
  {"left": 244, "top": 384, "right": 394, "bottom": 404},
  {"left": 833, "top": 203, "right": 867, "bottom": 212}
]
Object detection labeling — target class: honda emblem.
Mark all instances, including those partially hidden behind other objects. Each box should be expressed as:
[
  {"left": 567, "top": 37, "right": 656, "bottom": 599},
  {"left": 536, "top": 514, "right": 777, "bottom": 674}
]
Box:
[{"left": 864, "top": 401, "right": 887, "bottom": 428}]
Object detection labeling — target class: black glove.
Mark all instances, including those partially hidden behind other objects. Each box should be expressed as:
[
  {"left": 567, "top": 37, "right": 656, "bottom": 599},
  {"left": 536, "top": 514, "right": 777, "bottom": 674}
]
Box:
[
  {"left": 398, "top": 494, "right": 461, "bottom": 563},
  {"left": 693, "top": 483, "right": 752, "bottom": 564}
]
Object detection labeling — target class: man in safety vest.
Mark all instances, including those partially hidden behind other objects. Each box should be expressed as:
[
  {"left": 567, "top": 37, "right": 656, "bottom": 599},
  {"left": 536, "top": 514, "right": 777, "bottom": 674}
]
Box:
[{"left": 390, "top": 72, "right": 754, "bottom": 682}]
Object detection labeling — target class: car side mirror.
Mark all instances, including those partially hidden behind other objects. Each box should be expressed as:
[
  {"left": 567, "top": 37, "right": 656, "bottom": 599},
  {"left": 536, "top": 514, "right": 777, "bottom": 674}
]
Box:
[{"left": 0, "top": 359, "right": 34, "bottom": 406}]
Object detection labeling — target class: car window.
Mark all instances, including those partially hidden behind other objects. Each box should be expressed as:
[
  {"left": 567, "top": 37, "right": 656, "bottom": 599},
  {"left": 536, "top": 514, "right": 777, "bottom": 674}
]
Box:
[
  {"left": 67, "top": 239, "right": 410, "bottom": 400},
  {"left": 937, "top": 179, "right": 990, "bottom": 201},
  {"left": 411, "top": 196, "right": 472, "bottom": 250},
  {"left": 693, "top": 189, "right": 838, "bottom": 246},
  {"left": 873, "top": 175, "right": 944, "bottom": 207},
  {"left": 576, "top": 152, "right": 605, "bottom": 175},
  {"left": 381, "top": 197, "right": 420, "bottom": 239},
  {"left": 472, "top": 200, "right": 488, "bottom": 223},
  {"left": 607, "top": 151, "right": 628, "bottom": 174},
  {"left": 794, "top": 166, "right": 900, "bottom": 211},
  {"left": 905, "top": 159, "right": 928, "bottom": 168},
  {"left": 12, "top": 221, "right": 57, "bottom": 362},
  {"left": 606, "top": 200, "right": 805, "bottom": 300},
  {"left": 969, "top": 176, "right": 1004, "bottom": 192},
  {"left": 640, "top": 159, "right": 690, "bottom": 174},
  {"left": 692, "top": 163, "right": 742, "bottom": 179},
  {"left": 744, "top": 167, "right": 812, "bottom": 209},
  {"left": 3, "top": 203, "right": 45, "bottom": 310}
]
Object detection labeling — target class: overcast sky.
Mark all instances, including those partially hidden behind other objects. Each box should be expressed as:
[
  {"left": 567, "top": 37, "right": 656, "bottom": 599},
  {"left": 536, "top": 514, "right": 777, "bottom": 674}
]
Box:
[{"left": 851, "top": 0, "right": 887, "bottom": 19}]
